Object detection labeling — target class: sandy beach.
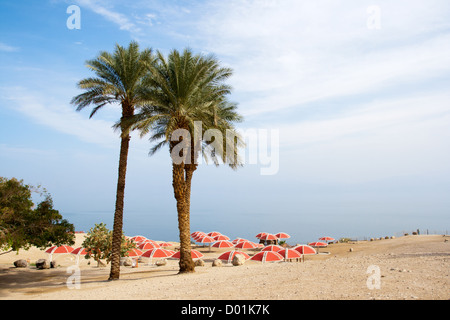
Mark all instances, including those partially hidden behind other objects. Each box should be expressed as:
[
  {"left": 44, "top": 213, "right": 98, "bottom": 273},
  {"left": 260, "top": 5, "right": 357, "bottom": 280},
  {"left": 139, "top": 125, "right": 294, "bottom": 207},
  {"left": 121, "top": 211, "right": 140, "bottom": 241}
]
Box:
[{"left": 0, "top": 234, "right": 448, "bottom": 300}]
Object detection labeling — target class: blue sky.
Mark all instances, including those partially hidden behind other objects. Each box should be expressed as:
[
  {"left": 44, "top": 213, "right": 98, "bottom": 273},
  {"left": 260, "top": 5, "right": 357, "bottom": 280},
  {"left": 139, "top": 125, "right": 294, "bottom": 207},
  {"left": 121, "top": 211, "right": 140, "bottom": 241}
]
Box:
[{"left": 1, "top": 0, "right": 449, "bottom": 243}]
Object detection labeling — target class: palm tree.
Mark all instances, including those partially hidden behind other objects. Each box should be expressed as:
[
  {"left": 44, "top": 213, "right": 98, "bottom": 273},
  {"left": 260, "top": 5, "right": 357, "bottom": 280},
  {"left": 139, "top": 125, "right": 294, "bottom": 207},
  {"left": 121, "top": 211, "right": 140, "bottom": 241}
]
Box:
[
  {"left": 71, "top": 42, "right": 153, "bottom": 280},
  {"left": 128, "top": 48, "right": 244, "bottom": 273}
]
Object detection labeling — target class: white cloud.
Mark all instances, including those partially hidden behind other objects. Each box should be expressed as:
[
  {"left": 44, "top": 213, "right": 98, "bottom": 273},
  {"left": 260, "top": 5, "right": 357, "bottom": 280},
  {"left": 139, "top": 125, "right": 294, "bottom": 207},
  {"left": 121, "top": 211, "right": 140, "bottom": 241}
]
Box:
[
  {"left": 278, "top": 91, "right": 450, "bottom": 183},
  {"left": 1, "top": 86, "right": 117, "bottom": 148},
  {"left": 0, "top": 42, "right": 19, "bottom": 52},
  {"left": 194, "top": 0, "right": 450, "bottom": 117},
  {"left": 75, "top": 0, "right": 141, "bottom": 33}
]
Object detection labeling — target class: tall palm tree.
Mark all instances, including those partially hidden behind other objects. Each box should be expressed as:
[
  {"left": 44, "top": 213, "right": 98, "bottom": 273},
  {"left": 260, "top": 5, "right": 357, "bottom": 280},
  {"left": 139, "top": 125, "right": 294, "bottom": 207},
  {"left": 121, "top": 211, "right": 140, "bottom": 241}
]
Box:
[
  {"left": 71, "top": 42, "right": 153, "bottom": 280},
  {"left": 127, "top": 48, "right": 244, "bottom": 273}
]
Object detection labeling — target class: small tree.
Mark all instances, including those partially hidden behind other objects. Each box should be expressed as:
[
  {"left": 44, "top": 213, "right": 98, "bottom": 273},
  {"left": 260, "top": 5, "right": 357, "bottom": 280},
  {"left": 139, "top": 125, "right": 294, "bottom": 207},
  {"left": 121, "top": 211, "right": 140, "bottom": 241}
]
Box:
[
  {"left": 0, "top": 177, "right": 75, "bottom": 253},
  {"left": 82, "top": 223, "right": 135, "bottom": 267}
]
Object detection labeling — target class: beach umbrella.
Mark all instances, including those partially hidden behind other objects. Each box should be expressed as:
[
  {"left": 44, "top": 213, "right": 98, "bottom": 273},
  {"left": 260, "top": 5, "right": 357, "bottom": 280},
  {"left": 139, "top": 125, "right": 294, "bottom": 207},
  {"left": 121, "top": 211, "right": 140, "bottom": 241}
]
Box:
[
  {"left": 164, "top": 249, "right": 176, "bottom": 256},
  {"left": 191, "top": 231, "right": 206, "bottom": 238},
  {"left": 217, "top": 250, "right": 250, "bottom": 264},
  {"left": 250, "top": 251, "right": 284, "bottom": 263},
  {"left": 131, "top": 235, "right": 148, "bottom": 243},
  {"left": 139, "top": 241, "right": 161, "bottom": 250},
  {"left": 319, "top": 236, "right": 335, "bottom": 244},
  {"left": 71, "top": 247, "right": 87, "bottom": 255},
  {"left": 196, "top": 236, "right": 215, "bottom": 244},
  {"left": 71, "top": 247, "right": 88, "bottom": 265},
  {"left": 213, "top": 235, "right": 230, "bottom": 241},
  {"left": 45, "top": 245, "right": 74, "bottom": 254},
  {"left": 260, "top": 233, "right": 278, "bottom": 241},
  {"left": 126, "top": 248, "right": 143, "bottom": 257},
  {"left": 45, "top": 245, "right": 74, "bottom": 262},
  {"left": 207, "top": 231, "right": 222, "bottom": 237},
  {"left": 141, "top": 248, "right": 173, "bottom": 259},
  {"left": 171, "top": 250, "right": 204, "bottom": 260},
  {"left": 159, "top": 242, "right": 174, "bottom": 247},
  {"left": 232, "top": 238, "right": 248, "bottom": 244},
  {"left": 275, "top": 232, "right": 291, "bottom": 239},
  {"left": 197, "top": 236, "right": 216, "bottom": 251},
  {"left": 212, "top": 240, "right": 234, "bottom": 248},
  {"left": 255, "top": 232, "right": 268, "bottom": 239},
  {"left": 261, "top": 245, "right": 283, "bottom": 252},
  {"left": 308, "top": 241, "right": 327, "bottom": 247},
  {"left": 292, "top": 245, "right": 316, "bottom": 255},
  {"left": 308, "top": 241, "right": 328, "bottom": 254},
  {"left": 234, "top": 241, "right": 258, "bottom": 249},
  {"left": 277, "top": 248, "right": 302, "bottom": 261}
]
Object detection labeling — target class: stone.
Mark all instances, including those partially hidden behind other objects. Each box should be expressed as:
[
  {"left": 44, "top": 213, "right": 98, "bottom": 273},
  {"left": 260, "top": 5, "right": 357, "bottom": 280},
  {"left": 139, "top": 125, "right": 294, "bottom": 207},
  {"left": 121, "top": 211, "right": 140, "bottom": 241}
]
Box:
[
  {"left": 232, "top": 254, "right": 246, "bottom": 266},
  {"left": 120, "top": 257, "right": 133, "bottom": 266},
  {"left": 14, "top": 259, "right": 28, "bottom": 268},
  {"left": 155, "top": 259, "right": 167, "bottom": 266},
  {"left": 349, "top": 248, "right": 353, "bottom": 252},
  {"left": 212, "top": 259, "right": 222, "bottom": 267},
  {"left": 195, "top": 259, "right": 205, "bottom": 267},
  {"left": 35, "top": 259, "right": 50, "bottom": 269}
]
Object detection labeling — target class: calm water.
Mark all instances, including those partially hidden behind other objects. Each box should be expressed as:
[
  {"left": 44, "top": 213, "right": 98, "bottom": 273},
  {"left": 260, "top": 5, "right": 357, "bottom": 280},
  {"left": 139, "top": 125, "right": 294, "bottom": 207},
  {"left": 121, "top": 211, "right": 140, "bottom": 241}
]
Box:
[{"left": 61, "top": 208, "right": 448, "bottom": 245}]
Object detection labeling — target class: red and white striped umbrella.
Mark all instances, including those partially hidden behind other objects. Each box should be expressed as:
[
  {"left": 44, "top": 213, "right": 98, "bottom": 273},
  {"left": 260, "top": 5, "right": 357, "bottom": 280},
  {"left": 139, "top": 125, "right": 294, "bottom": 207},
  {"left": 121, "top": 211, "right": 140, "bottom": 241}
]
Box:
[
  {"left": 45, "top": 245, "right": 74, "bottom": 262},
  {"left": 196, "top": 236, "right": 215, "bottom": 244},
  {"left": 207, "top": 231, "right": 222, "bottom": 237},
  {"left": 275, "top": 232, "right": 291, "bottom": 239},
  {"left": 319, "top": 236, "right": 335, "bottom": 244},
  {"left": 255, "top": 232, "right": 268, "bottom": 239},
  {"left": 70, "top": 247, "right": 88, "bottom": 265},
  {"left": 232, "top": 238, "right": 248, "bottom": 244},
  {"left": 171, "top": 250, "right": 204, "bottom": 260},
  {"left": 308, "top": 241, "right": 328, "bottom": 247},
  {"left": 191, "top": 231, "right": 206, "bottom": 238},
  {"left": 292, "top": 245, "right": 316, "bottom": 255},
  {"left": 259, "top": 233, "right": 278, "bottom": 241},
  {"left": 126, "top": 249, "right": 143, "bottom": 257},
  {"left": 130, "top": 235, "right": 148, "bottom": 243},
  {"left": 277, "top": 248, "right": 302, "bottom": 260},
  {"left": 261, "top": 245, "right": 283, "bottom": 252},
  {"left": 139, "top": 241, "right": 161, "bottom": 250},
  {"left": 213, "top": 235, "right": 230, "bottom": 241},
  {"left": 217, "top": 251, "right": 250, "bottom": 264},
  {"left": 141, "top": 248, "right": 173, "bottom": 259},
  {"left": 45, "top": 245, "right": 74, "bottom": 254},
  {"left": 308, "top": 241, "right": 328, "bottom": 254},
  {"left": 234, "top": 241, "right": 258, "bottom": 249},
  {"left": 71, "top": 247, "right": 87, "bottom": 255},
  {"left": 212, "top": 240, "right": 234, "bottom": 248},
  {"left": 250, "top": 251, "right": 284, "bottom": 263},
  {"left": 159, "top": 242, "right": 174, "bottom": 247}
]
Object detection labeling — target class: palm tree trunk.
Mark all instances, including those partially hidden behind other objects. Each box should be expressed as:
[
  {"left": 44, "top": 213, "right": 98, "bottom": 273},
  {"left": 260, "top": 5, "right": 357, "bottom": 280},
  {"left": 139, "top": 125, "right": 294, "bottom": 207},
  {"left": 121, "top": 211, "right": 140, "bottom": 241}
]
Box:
[
  {"left": 108, "top": 133, "right": 131, "bottom": 280},
  {"left": 172, "top": 162, "right": 195, "bottom": 273}
]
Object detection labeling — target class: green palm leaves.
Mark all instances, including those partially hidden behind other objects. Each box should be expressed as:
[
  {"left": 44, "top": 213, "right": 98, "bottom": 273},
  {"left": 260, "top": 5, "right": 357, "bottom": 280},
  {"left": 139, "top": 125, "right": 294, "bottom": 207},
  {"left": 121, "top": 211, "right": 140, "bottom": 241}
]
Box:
[
  {"left": 72, "top": 43, "right": 243, "bottom": 275},
  {"left": 130, "top": 48, "right": 244, "bottom": 167},
  {"left": 71, "top": 42, "right": 154, "bottom": 280}
]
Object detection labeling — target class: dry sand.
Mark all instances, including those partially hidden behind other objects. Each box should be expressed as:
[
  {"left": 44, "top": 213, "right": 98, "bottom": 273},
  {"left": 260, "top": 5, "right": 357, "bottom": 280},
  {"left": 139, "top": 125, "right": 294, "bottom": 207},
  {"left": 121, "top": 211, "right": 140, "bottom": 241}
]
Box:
[{"left": 0, "top": 234, "right": 448, "bottom": 300}]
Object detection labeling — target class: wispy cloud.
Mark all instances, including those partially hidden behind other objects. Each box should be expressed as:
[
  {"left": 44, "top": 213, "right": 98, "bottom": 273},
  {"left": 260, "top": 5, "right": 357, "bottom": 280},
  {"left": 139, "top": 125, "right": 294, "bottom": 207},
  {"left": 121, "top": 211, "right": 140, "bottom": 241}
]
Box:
[
  {"left": 75, "top": 0, "right": 141, "bottom": 33},
  {"left": 1, "top": 86, "right": 117, "bottom": 148},
  {"left": 0, "top": 42, "right": 19, "bottom": 52},
  {"left": 193, "top": 0, "right": 450, "bottom": 117}
]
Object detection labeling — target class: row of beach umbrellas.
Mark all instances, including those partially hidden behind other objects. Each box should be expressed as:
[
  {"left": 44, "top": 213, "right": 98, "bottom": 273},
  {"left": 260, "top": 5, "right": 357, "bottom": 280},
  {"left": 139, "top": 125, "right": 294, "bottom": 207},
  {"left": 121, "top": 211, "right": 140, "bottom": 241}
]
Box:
[{"left": 43, "top": 233, "right": 335, "bottom": 265}]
